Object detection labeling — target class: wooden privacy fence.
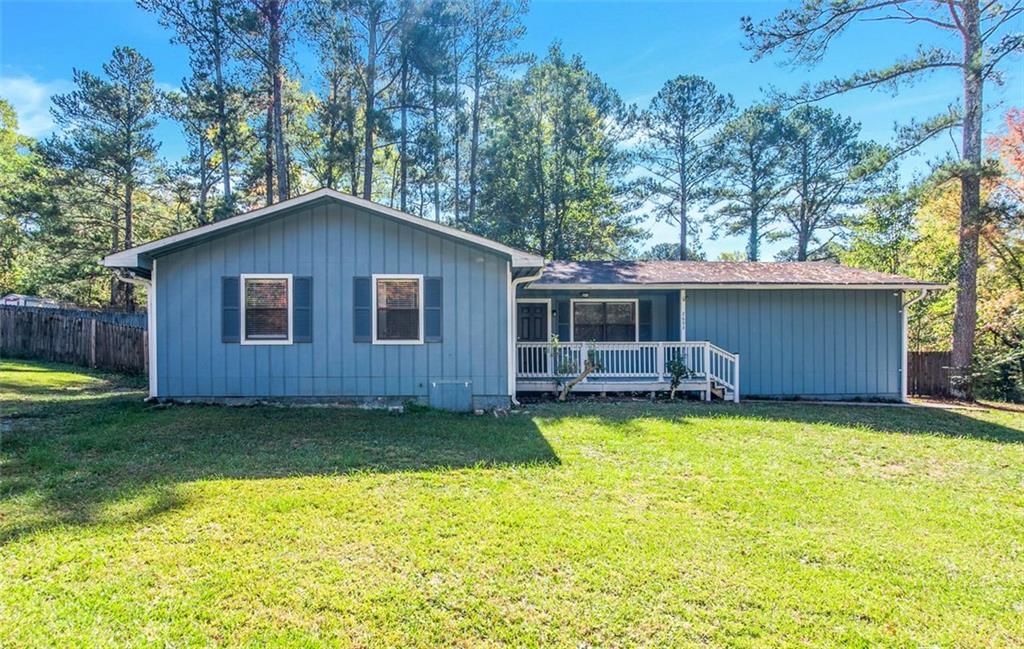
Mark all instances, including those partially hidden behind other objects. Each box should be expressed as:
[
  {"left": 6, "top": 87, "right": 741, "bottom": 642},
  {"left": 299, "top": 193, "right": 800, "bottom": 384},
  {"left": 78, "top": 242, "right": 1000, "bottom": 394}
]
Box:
[
  {"left": 908, "top": 351, "right": 952, "bottom": 397},
  {"left": 0, "top": 306, "right": 147, "bottom": 375}
]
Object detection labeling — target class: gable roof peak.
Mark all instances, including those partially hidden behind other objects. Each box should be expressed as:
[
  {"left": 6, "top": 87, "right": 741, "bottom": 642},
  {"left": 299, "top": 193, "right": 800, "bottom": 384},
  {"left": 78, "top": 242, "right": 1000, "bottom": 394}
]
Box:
[{"left": 102, "top": 188, "right": 544, "bottom": 273}]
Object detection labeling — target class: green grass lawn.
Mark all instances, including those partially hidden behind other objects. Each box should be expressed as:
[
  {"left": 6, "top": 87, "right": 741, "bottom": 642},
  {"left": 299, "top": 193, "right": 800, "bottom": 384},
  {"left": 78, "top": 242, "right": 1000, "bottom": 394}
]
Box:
[{"left": 2, "top": 359, "right": 1023, "bottom": 647}]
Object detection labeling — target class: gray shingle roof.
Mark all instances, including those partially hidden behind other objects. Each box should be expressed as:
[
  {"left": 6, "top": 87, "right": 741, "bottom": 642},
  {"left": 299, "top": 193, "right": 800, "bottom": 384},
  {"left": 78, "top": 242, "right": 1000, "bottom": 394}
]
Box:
[{"left": 530, "top": 261, "right": 945, "bottom": 288}]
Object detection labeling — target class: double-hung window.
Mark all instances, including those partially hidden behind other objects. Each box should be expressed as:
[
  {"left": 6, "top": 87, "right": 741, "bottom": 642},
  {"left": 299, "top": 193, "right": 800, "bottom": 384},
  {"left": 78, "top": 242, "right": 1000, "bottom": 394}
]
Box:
[
  {"left": 373, "top": 274, "right": 423, "bottom": 344},
  {"left": 241, "top": 274, "right": 292, "bottom": 344},
  {"left": 572, "top": 301, "right": 637, "bottom": 342}
]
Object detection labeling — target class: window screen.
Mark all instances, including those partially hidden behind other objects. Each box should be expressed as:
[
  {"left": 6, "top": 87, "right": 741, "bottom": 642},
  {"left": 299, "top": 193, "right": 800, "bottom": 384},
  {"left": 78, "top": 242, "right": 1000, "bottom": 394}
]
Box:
[
  {"left": 244, "top": 277, "right": 289, "bottom": 340},
  {"left": 573, "top": 302, "right": 635, "bottom": 342},
  {"left": 376, "top": 278, "right": 420, "bottom": 341}
]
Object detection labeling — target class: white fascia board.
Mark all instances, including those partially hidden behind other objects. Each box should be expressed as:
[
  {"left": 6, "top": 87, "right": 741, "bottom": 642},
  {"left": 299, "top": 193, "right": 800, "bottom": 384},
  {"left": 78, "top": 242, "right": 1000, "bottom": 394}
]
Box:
[{"left": 101, "top": 188, "right": 545, "bottom": 269}]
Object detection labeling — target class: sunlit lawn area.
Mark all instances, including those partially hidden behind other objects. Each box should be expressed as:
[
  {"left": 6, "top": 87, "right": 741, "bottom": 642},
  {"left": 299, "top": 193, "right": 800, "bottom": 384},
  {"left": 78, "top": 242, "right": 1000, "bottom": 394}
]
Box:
[{"left": 2, "top": 359, "right": 1022, "bottom": 647}]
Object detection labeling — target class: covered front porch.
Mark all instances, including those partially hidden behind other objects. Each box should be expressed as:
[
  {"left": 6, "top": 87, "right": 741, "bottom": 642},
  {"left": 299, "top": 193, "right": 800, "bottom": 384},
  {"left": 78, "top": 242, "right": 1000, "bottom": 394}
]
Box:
[
  {"left": 514, "top": 287, "right": 739, "bottom": 401},
  {"left": 516, "top": 340, "right": 739, "bottom": 401}
]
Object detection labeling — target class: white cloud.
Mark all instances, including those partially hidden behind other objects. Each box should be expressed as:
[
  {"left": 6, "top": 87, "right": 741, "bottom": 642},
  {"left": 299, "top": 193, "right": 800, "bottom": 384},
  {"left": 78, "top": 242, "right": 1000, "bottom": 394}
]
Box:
[
  {"left": 156, "top": 81, "right": 179, "bottom": 95},
  {"left": 0, "top": 75, "right": 72, "bottom": 138}
]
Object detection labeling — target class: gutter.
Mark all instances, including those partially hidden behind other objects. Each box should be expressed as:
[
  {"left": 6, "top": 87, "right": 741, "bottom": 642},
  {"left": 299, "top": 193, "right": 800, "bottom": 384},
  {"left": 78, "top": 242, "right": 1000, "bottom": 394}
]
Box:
[{"left": 507, "top": 265, "right": 546, "bottom": 407}]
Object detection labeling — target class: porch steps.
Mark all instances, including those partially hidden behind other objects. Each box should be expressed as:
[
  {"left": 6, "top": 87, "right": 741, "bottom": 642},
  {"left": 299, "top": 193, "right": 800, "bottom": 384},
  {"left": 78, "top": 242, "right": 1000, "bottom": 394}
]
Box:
[{"left": 710, "top": 381, "right": 735, "bottom": 402}]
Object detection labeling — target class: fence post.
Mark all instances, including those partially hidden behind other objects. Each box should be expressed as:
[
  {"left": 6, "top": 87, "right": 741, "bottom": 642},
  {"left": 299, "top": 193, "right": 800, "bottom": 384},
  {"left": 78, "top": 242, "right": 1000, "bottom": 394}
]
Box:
[{"left": 89, "top": 318, "right": 97, "bottom": 368}]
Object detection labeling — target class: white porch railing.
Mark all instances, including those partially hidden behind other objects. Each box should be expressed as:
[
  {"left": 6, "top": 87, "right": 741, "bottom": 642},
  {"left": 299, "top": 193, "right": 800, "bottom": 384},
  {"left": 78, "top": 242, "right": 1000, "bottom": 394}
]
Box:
[{"left": 515, "top": 341, "right": 739, "bottom": 402}]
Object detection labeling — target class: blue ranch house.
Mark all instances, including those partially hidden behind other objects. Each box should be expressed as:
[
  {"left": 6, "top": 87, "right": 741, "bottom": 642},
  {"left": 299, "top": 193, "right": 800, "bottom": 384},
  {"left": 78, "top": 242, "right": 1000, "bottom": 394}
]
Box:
[{"left": 103, "top": 189, "right": 944, "bottom": 410}]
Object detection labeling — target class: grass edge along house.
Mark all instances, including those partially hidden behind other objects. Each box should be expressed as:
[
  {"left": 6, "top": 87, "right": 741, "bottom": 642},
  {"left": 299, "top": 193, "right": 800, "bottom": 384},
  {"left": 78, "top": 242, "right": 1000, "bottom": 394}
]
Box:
[{"left": 102, "top": 189, "right": 944, "bottom": 410}]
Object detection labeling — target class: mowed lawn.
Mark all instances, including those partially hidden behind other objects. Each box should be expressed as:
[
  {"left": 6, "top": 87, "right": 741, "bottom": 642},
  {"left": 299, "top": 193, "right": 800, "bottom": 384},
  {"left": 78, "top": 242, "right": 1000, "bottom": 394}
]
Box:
[{"left": 2, "top": 360, "right": 1023, "bottom": 647}]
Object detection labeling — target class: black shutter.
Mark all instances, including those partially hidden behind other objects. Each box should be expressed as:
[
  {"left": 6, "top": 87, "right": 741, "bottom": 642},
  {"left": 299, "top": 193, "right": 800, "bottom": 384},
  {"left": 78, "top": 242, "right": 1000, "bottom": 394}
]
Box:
[
  {"left": 353, "top": 276, "right": 371, "bottom": 342},
  {"left": 556, "top": 300, "right": 571, "bottom": 342},
  {"left": 424, "top": 277, "right": 442, "bottom": 342},
  {"left": 639, "top": 299, "right": 653, "bottom": 341},
  {"left": 222, "top": 276, "right": 240, "bottom": 343},
  {"left": 293, "top": 276, "right": 312, "bottom": 343}
]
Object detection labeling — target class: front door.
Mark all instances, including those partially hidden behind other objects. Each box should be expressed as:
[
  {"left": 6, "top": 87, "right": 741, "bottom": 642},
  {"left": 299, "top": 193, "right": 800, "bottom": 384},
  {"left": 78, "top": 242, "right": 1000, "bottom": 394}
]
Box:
[
  {"left": 517, "top": 303, "right": 549, "bottom": 342},
  {"left": 517, "top": 302, "right": 549, "bottom": 377}
]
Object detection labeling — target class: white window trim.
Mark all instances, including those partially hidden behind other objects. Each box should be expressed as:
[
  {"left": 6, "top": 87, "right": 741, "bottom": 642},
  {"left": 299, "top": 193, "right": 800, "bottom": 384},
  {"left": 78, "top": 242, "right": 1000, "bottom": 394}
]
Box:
[
  {"left": 515, "top": 298, "right": 553, "bottom": 342},
  {"left": 569, "top": 298, "right": 640, "bottom": 343},
  {"left": 240, "top": 273, "right": 293, "bottom": 345},
  {"left": 372, "top": 273, "right": 424, "bottom": 345}
]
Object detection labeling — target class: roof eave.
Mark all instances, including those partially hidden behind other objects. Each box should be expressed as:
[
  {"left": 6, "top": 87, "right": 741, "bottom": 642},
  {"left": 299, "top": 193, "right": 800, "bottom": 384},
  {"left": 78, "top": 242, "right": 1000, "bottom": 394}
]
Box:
[{"left": 526, "top": 282, "right": 949, "bottom": 291}]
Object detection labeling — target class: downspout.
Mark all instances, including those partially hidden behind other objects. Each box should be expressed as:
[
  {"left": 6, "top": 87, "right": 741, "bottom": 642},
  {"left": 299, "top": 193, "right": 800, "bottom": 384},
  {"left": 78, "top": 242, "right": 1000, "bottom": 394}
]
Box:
[
  {"left": 507, "top": 263, "right": 545, "bottom": 407},
  {"left": 119, "top": 262, "right": 157, "bottom": 400},
  {"left": 901, "top": 288, "right": 929, "bottom": 403}
]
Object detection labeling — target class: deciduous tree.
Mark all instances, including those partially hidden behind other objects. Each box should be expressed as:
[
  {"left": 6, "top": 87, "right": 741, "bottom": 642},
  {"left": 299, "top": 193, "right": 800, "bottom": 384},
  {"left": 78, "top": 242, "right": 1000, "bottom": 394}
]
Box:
[{"left": 475, "top": 45, "right": 644, "bottom": 259}]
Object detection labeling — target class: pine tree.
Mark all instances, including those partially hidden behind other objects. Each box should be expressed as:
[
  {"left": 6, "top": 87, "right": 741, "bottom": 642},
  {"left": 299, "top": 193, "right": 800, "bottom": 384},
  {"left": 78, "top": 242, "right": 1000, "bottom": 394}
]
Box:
[
  {"left": 464, "top": 0, "right": 528, "bottom": 222},
  {"left": 45, "top": 47, "right": 161, "bottom": 310},
  {"left": 708, "top": 105, "right": 788, "bottom": 261},
  {"left": 138, "top": 0, "right": 245, "bottom": 216},
  {"left": 638, "top": 75, "right": 734, "bottom": 260},
  {"left": 775, "top": 106, "right": 874, "bottom": 261}
]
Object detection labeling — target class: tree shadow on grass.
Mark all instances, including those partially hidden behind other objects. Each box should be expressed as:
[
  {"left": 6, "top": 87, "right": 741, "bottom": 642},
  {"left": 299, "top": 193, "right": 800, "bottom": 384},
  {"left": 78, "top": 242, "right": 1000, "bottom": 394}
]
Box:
[
  {"left": 533, "top": 399, "right": 1024, "bottom": 444},
  {"left": 0, "top": 395, "right": 560, "bottom": 546}
]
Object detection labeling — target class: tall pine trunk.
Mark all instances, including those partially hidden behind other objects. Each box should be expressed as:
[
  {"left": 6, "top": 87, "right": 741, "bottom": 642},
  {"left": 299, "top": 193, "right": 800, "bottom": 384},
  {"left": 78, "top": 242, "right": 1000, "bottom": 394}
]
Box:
[
  {"left": 268, "top": 0, "right": 289, "bottom": 202},
  {"left": 210, "top": 1, "right": 232, "bottom": 213},
  {"left": 399, "top": 52, "right": 409, "bottom": 212},
  {"left": 451, "top": 38, "right": 461, "bottom": 225},
  {"left": 951, "top": 0, "right": 983, "bottom": 399},
  {"left": 431, "top": 75, "right": 441, "bottom": 221},
  {"left": 347, "top": 86, "right": 359, "bottom": 195},
  {"left": 678, "top": 170, "right": 688, "bottom": 261},
  {"left": 797, "top": 144, "right": 809, "bottom": 261},
  {"left": 198, "top": 135, "right": 209, "bottom": 222},
  {"left": 361, "top": 14, "right": 377, "bottom": 201},
  {"left": 679, "top": 126, "right": 688, "bottom": 261},
  {"left": 747, "top": 144, "right": 760, "bottom": 261},
  {"left": 123, "top": 180, "right": 135, "bottom": 311},
  {"left": 109, "top": 204, "right": 120, "bottom": 308},
  {"left": 467, "top": 60, "right": 481, "bottom": 222},
  {"left": 264, "top": 101, "right": 274, "bottom": 206},
  {"left": 323, "top": 70, "right": 340, "bottom": 189}
]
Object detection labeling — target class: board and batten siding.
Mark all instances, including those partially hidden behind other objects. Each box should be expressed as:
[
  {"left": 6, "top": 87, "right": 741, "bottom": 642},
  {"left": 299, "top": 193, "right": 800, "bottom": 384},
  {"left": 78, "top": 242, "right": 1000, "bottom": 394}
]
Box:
[
  {"left": 155, "top": 200, "right": 510, "bottom": 406},
  {"left": 687, "top": 289, "right": 903, "bottom": 399}
]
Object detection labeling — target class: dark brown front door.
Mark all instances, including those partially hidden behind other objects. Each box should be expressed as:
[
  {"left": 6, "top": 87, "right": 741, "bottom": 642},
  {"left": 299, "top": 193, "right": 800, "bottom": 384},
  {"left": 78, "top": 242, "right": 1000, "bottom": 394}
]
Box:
[{"left": 517, "top": 303, "right": 549, "bottom": 342}]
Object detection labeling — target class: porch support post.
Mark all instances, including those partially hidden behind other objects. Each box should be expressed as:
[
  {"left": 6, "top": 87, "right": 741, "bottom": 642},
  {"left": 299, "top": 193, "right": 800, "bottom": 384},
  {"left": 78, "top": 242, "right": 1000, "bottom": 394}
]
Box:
[
  {"left": 733, "top": 354, "right": 740, "bottom": 403},
  {"left": 679, "top": 289, "right": 686, "bottom": 341},
  {"left": 703, "top": 342, "right": 711, "bottom": 401}
]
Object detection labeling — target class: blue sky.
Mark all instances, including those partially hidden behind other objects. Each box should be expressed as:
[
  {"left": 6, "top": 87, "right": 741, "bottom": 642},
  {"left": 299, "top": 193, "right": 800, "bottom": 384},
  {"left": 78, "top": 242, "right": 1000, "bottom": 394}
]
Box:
[{"left": 1, "top": 0, "right": 1021, "bottom": 257}]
